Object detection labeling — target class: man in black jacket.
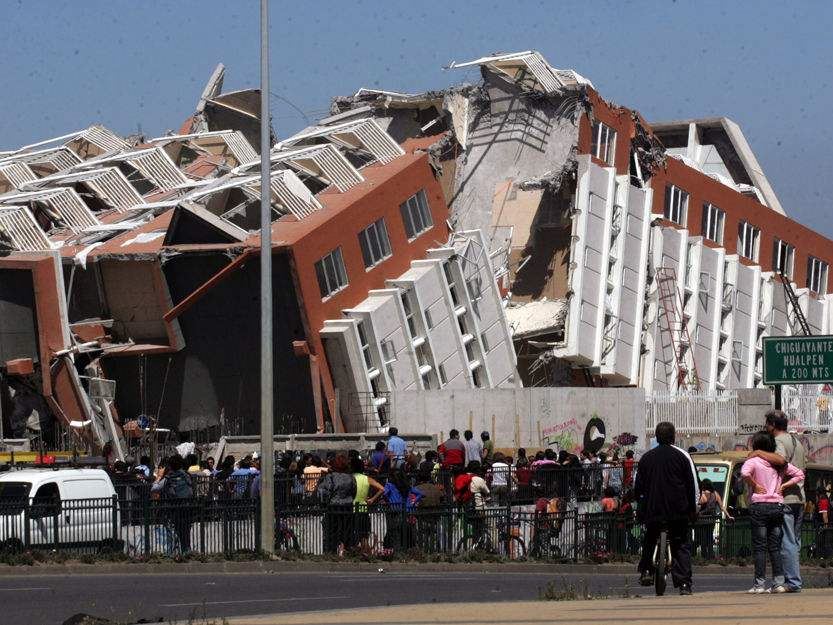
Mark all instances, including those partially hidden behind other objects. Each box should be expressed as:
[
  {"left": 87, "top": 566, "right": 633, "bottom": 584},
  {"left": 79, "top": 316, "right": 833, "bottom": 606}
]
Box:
[{"left": 634, "top": 422, "right": 699, "bottom": 595}]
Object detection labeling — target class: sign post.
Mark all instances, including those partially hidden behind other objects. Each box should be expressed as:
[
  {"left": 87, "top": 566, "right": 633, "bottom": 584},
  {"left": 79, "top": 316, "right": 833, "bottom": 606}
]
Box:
[{"left": 762, "top": 335, "right": 833, "bottom": 410}]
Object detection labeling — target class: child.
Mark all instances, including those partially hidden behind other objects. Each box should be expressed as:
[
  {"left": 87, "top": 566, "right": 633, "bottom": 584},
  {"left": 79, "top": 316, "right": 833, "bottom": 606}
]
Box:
[{"left": 741, "top": 431, "right": 804, "bottom": 594}]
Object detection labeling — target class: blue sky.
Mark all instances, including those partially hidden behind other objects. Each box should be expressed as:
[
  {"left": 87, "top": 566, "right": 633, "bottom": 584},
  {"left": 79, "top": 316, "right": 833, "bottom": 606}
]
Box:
[{"left": 2, "top": 1, "right": 831, "bottom": 235}]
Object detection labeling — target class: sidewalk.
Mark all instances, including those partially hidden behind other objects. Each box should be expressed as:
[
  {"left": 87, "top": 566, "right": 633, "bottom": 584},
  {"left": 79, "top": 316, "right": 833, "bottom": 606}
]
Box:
[{"left": 224, "top": 590, "right": 831, "bottom": 625}]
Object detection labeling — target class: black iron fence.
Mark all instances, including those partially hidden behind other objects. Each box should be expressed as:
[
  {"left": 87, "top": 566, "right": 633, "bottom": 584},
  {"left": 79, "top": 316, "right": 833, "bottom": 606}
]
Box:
[{"left": 1, "top": 496, "right": 832, "bottom": 562}]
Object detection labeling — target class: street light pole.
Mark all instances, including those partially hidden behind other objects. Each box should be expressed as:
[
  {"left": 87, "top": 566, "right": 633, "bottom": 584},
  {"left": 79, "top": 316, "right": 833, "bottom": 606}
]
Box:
[{"left": 258, "top": 0, "right": 275, "bottom": 555}]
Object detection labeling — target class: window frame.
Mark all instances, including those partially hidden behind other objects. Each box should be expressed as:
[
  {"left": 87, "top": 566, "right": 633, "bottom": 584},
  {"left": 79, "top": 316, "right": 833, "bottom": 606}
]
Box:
[
  {"left": 314, "top": 247, "right": 348, "bottom": 299},
  {"left": 772, "top": 238, "right": 795, "bottom": 279},
  {"left": 664, "top": 184, "right": 689, "bottom": 226},
  {"left": 590, "top": 120, "right": 617, "bottom": 166},
  {"left": 737, "top": 221, "right": 761, "bottom": 262},
  {"left": 358, "top": 217, "right": 392, "bottom": 269},
  {"left": 701, "top": 203, "right": 725, "bottom": 245},
  {"left": 807, "top": 256, "right": 829, "bottom": 295},
  {"left": 399, "top": 189, "right": 433, "bottom": 240}
]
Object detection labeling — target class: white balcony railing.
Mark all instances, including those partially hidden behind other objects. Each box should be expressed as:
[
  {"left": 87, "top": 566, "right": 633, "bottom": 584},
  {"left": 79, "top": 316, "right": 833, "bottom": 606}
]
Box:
[{"left": 646, "top": 390, "right": 738, "bottom": 435}]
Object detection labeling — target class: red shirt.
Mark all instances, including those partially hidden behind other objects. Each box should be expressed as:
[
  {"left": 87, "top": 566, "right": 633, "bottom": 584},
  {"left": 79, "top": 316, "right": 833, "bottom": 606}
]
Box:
[
  {"left": 439, "top": 439, "right": 465, "bottom": 468},
  {"left": 623, "top": 458, "right": 635, "bottom": 486}
]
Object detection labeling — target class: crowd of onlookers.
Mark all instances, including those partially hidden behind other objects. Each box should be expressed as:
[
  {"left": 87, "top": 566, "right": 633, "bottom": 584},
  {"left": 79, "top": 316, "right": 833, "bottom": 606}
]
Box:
[{"left": 98, "top": 423, "right": 832, "bottom": 561}]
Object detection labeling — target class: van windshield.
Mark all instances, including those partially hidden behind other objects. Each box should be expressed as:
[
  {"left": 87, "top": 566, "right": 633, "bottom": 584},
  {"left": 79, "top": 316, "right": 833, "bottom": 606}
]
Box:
[
  {"left": 0, "top": 482, "right": 32, "bottom": 514},
  {"left": 696, "top": 464, "right": 729, "bottom": 499}
]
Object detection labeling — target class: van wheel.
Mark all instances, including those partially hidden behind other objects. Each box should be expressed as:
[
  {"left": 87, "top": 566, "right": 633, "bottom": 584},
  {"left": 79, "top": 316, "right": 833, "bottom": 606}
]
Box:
[
  {"left": 98, "top": 538, "right": 124, "bottom": 554},
  {"left": 0, "top": 538, "right": 24, "bottom": 554}
]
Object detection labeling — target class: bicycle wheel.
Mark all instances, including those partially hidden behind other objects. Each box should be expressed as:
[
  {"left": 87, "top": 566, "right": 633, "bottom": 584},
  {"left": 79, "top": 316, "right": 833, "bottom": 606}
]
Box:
[
  {"left": 500, "top": 535, "right": 526, "bottom": 560},
  {"left": 276, "top": 529, "right": 300, "bottom": 552},
  {"left": 654, "top": 530, "right": 667, "bottom": 596}
]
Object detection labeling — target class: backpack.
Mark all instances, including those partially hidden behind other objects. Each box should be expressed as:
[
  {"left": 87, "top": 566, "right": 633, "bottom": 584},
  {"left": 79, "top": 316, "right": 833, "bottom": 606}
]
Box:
[
  {"left": 163, "top": 471, "right": 193, "bottom": 499},
  {"left": 454, "top": 473, "right": 473, "bottom": 504}
]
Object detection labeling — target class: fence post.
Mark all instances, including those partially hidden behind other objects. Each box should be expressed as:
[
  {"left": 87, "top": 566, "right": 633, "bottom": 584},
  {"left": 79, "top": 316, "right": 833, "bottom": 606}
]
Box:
[
  {"left": 52, "top": 507, "right": 60, "bottom": 551},
  {"left": 572, "top": 509, "right": 579, "bottom": 562},
  {"left": 199, "top": 498, "right": 206, "bottom": 554},
  {"left": 111, "top": 495, "right": 118, "bottom": 543},
  {"left": 23, "top": 500, "right": 31, "bottom": 549},
  {"left": 143, "top": 494, "right": 151, "bottom": 556},
  {"left": 254, "top": 499, "right": 262, "bottom": 554}
]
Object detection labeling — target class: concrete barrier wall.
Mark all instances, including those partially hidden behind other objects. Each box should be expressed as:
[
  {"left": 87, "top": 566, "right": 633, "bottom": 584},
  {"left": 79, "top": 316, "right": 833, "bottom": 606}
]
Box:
[{"left": 388, "top": 387, "right": 646, "bottom": 453}]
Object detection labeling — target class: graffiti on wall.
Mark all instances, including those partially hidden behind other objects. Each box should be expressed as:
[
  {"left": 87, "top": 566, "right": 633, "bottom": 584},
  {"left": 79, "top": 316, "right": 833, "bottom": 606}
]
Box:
[
  {"left": 540, "top": 413, "right": 637, "bottom": 455},
  {"left": 542, "top": 418, "right": 580, "bottom": 451}
]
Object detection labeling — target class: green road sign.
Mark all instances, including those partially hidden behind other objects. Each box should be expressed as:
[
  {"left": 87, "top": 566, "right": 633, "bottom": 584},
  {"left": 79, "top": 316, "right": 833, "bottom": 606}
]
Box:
[{"left": 763, "top": 335, "right": 833, "bottom": 385}]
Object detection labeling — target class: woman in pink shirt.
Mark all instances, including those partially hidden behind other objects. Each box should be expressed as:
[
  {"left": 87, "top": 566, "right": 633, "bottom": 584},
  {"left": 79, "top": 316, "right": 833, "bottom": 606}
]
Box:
[{"left": 741, "top": 431, "right": 804, "bottom": 594}]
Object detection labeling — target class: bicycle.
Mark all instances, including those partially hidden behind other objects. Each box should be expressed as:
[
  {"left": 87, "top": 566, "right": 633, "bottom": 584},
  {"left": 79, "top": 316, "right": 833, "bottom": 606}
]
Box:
[
  {"left": 274, "top": 517, "right": 300, "bottom": 552},
  {"left": 455, "top": 509, "right": 526, "bottom": 559}
]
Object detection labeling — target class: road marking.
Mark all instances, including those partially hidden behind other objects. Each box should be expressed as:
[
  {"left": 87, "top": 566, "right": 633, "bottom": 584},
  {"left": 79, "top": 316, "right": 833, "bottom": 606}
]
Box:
[
  {"left": 0, "top": 587, "right": 51, "bottom": 591},
  {"left": 161, "top": 595, "right": 350, "bottom": 607}
]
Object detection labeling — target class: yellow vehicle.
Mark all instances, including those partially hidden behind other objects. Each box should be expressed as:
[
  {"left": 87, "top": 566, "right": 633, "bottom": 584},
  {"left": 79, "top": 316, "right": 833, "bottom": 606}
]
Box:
[
  {"left": 692, "top": 451, "right": 833, "bottom": 557},
  {"left": 693, "top": 451, "right": 833, "bottom": 515}
]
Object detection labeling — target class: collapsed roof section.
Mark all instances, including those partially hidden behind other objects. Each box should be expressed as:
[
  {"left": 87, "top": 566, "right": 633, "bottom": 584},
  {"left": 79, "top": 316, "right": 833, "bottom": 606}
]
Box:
[
  {"left": 280, "top": 117, "right": 405, "bottom": 165},
  {"left": 448, "top": 50, "right": 593, "bottom": 94},
  {"left": 149, "top": 129, "right": 258, "bottom": 169}
]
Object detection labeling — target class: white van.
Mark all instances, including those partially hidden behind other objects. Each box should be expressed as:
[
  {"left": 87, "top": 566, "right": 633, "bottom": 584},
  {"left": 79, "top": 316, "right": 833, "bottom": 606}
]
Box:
[{"left": 0, "top": 468, "right": 120, "bottom": 551}]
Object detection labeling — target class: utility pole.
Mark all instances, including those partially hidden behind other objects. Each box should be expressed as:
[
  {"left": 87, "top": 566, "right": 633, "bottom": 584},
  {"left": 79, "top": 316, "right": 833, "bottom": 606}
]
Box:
[{"left": 258, "top": 0, "right": 275, "bottom": 555}]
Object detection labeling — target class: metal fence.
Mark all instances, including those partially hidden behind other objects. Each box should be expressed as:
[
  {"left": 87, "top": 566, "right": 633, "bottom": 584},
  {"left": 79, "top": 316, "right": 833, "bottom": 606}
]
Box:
[
  {"left": 646, "top": 391, "right": 738, "bottom": 435},
  {"left": 2, "top": 497, "right": 831, "bottom": 562},
  {"left": 782, "top": 384, "right": 833, "bottom": 431}
]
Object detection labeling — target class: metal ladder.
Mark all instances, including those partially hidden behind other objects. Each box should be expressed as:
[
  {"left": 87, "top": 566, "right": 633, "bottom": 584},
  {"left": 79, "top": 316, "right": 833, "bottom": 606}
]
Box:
[
  {"left": 780, "top": 269, "right": 811, "bottom": 336},
  {"left": 655, "top": 267, "right": 701, "bottom": 391}
]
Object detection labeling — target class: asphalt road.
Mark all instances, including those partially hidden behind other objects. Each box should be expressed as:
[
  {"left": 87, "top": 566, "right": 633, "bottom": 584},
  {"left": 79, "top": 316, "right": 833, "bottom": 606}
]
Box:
[{"left": 0, "top": 569, "right": 762, "bottom": 625}]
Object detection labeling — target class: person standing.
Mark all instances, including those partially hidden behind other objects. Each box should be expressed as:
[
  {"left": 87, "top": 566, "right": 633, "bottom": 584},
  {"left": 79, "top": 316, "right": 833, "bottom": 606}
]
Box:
[
  {"left": 316, "top": 454, "right": 357, "bottom": 556},
  {"left": 480, "top": 431, "right": 494, "bottom": 464},
  {"left": 386, "top": 427, "right": 408, "bottom": 469},
  {"left": 623, "top": 450, "right": 636, "bottom": 491},
  {"left": 747, "top": 410, "right": 807, "bottom": 593},
  {"left": 439, "top": 429, "right": 465, "bottom": 470},
  {"left": 634, "top": 422, "right": 698, "bottom": 595},
  {"left": 741, "top": 431, "right": 804, "bottom": 593},
  {"left": 351, "top": 455, "right": 384, "bottom": 551},
  {"left": 150, "top": 455, "right": 194, "bottom": 553},
  {"left": 463, "top": 430, "right": 483, "bottom": 466},
  {"left": 488, "top": 452, "right": 513, "bottom": 505}
]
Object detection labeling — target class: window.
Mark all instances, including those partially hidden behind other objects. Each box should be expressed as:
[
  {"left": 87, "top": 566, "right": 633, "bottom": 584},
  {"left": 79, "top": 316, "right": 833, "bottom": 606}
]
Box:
[
  {"left": 314, "top": 247, "right": 348, "bottom": 298},
  {"left": 358, "top": 218, "right": 392, "bottom": 268},
  {"left": 480, "top": 331, "right": 490, "bottom": 352},
  {"left": 443, "top": 263, "right": 460, "bottom": 307},
  {"left": 465, "top": 340, "right": 476, "bottom": 363},
  {"left": 664, "top": 185, "right": 689, "bottom": 226},
  {"left": 401, "top": 291, "right": 417, "bottom": 338},
  {"left": 472, "top": 366, "right": 483, "bottom": 388},
  {"left": 438, "top": 363, "right": 448, "bottom": 385},
  {"left": 399, "top": 189, "right": 433, "bottom": 239},
  {"left": 425, "top": 309, "right": 434, "bottom": 329},
  {"left": 356, "top": 321, "right": 373, "bottom": 370},
  {"left": 737, "top": 221, "right": 760, "bottom": 261},
  {"left": 701, "top": 203, "right": 725, "bottom": 244},
  {"left": 772, "top": 239, "right": 795, "bottom": 279},
  {"left": 807, "top": 256, "right": 829, "bottom": 294},
  {"left": 380, "top": 338, "right": 396, "bottom": 363},
  {"left": 590, "top": 121, "right": 616, "bottom": 166}
]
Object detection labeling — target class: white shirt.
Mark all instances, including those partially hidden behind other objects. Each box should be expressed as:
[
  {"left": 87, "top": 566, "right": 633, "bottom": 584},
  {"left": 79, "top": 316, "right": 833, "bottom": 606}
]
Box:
[
  {"left": 464, "top": 439, "right": 483, "bottom": 465},
  {"left": 470, "top": 475, "right": 490, "bottom": 509},
  {"left": 490, "top": 462, "right": 510, "bottom": 488}
]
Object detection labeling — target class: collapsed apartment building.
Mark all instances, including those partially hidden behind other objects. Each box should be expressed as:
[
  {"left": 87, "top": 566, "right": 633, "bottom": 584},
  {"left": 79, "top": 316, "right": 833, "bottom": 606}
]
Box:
[
  {"left": 329, "top": 50, "right": 833, "bottom": 404},
  {"left": 0, "top": 64, "right": 517, "bottom": 453},
  {"left": 4, "top": 50, "right": 833, "bottom": 454}
]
